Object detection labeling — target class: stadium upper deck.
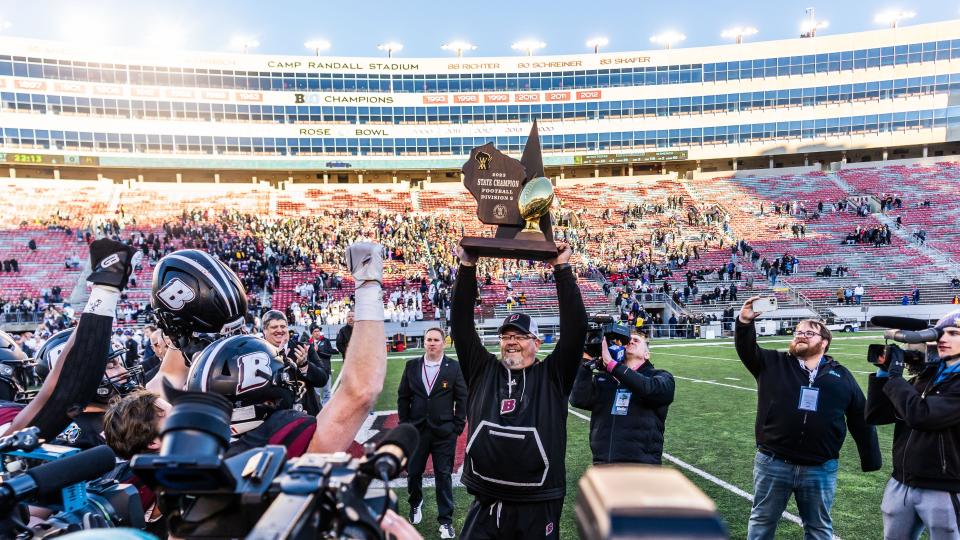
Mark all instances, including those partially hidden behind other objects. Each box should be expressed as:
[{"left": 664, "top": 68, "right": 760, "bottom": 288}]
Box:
[{"left": 0, "top": 21, "right": 959, "bottom": 182}]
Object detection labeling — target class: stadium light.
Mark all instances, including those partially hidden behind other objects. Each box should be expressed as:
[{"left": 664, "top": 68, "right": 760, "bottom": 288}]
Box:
[
  {"left": 874, "top": 9, "right": 916, "bottom": 28},
  {"left": 304, "top": 39, "right": 331, "bottom": 56},
  {"left": 441, "top": 40, "right": 476, "bottom": 58},
  {"left": 650, "top": 31, "right": 686, "bottom": 49},
  {"left": 586, "top": 37, "right": 609, "bottom": 54},
  {"left": 378, "top": 42, "right": 403, "bottom": 58},
  {"left": 800, "top": 7, "right": 829, "bottom": 37},
  {"left": 229, "top": 36, "right": 260, "bottom": 53},
  {"left": 721, "top": 26, "right": 758, "bottom": 44},
  {"left": 511, "top": 39, "right": 546, "bottom": 56}
]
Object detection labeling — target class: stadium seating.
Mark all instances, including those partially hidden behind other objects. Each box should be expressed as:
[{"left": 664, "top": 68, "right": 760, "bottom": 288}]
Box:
[{"left": 2, "top": 160, "right": 960, "bottom": 326}]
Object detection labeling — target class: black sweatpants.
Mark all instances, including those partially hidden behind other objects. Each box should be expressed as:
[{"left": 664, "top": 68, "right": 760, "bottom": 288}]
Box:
[
  {"left": 407, "top": 428, "right": 457, "bottom": 525},
  {"left": 460, "top": 497, "right": 563, "bottom": 539}
]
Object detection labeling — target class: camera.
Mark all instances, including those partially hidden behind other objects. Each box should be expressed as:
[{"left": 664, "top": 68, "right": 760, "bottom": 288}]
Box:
[
  {"left": 132, "top": 383, "right": 417, "bottom": 539},
  {"left": 867, "top": 315, "right": 942, "bottom": 372},
  {"left": 0, "top": 428, "right": 142, "bottom": 538},
  {"left": 584, "top": 314, "right": 632, "bottom": 360}
]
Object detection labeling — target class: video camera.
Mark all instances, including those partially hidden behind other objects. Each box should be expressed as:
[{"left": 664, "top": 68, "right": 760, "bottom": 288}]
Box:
[
  {"left": 132, "top": 383, "right": 418, "bottom": 539},
  {"left": 867, "top": 316, "right": 942, "bottom": 373},
  {"left": 0, "top": 427, "right": 143, "bottom": 538},
  {"left": 584, "top": 314, "right": 632, "bottom": 360}
]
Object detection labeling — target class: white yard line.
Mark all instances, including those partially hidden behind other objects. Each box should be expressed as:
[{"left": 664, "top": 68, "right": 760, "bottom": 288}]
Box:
[{"left": 674, "top": 375, "right": 757, "bottom": 392}]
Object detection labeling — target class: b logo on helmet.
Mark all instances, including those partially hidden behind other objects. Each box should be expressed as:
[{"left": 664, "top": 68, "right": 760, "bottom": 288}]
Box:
[
  {"left": 237, "top": 352, "right": 273, "bottom": 394},
  {"left": 157, "top": 278, "right": 197, "bottom": 311}
]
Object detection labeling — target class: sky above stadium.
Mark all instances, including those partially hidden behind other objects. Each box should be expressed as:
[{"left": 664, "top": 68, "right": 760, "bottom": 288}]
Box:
[{"left": 5, "top": 0, "right": 960, "bottom": 58}]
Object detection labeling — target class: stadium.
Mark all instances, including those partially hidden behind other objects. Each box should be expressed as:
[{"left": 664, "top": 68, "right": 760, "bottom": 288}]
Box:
[{"left": 0, "top": 6, "right": 959, "bottom": 539}]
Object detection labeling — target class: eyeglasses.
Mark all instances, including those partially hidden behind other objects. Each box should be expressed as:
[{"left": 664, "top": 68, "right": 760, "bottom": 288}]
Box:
[
  {"left": 794, "top": 331, "right": 824, "bottom": 338},
  {"left": 499, "top": 334, "right": 536, "bottom": 343}
]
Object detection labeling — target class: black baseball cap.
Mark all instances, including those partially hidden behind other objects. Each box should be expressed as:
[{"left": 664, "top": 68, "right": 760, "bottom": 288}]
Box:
[{"left": 498, "top": 313, "right": 540, "bottom": 337}]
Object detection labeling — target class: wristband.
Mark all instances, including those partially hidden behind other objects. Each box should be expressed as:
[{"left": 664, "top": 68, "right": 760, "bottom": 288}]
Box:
[
  {"left": 605, "top": 360, "right": 618, "bottom": 373},
  {"left": 84, "top": 285, "right": 120, "bottom": 317},
  {"left": 553, "top": 263, "right": 571, "bottom": 271},
  {"left": 875, "top": 369, "right": 889, "bottom": 378},
  {"left": 354, "top": 283, "right": 385, "bottom": 321}
]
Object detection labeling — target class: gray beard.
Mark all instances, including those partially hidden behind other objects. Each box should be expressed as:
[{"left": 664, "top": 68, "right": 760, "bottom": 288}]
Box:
[{"left": 499, "top": 356, "right": 524, "bottom": 370}]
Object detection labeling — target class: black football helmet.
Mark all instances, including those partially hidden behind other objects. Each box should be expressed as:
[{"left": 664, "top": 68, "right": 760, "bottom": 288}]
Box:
[
  {"left": 151, "top": 250, "right": 248, "bottom": 356},
  {"left": 35, "top": 329, "right": 144, "bottom": 405},
  {"left": 186, "top": 335, "right": 304, "bottom": 432},
  {"left": 0, "top": 331, "right": 35, "bottom": 403}
]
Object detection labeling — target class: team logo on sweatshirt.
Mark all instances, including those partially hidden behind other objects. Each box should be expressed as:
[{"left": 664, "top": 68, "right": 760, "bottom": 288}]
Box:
[{"left": 500, "top": 399, "right": 517, "bottom": 414}]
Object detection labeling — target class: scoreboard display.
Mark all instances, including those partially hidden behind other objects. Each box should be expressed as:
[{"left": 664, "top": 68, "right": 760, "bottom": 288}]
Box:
[
  {"left": 574, "top": 150, "right": 688, "bottom": 165},
  {"left": 0, "top": 154, "right": 100, "bottom": 166}
]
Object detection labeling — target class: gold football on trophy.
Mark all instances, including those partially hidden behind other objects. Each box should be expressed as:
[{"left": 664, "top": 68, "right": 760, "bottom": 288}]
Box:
[{"left": 517, "top": 176, "right": 555, "bottom": 237}]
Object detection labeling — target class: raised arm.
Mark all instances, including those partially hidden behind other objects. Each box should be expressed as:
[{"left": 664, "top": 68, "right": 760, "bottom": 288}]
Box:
[
  {"left": 309, "top": 243, "right": 387, "bottom": 453},
  {"left": 450, "top": 248, "right": 490, "bottom": 383},
  {"left": 548, "top": 244, "right": 588, "bottom": 394},
  {"left": 12, "top": 239, "right": 134, "bottom": 438},
  {"left": 734, "top": 296, "right": 768, "bottom": 378}
]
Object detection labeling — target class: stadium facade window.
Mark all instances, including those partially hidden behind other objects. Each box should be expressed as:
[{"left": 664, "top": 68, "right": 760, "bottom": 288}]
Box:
[
  {"left": 2, "top": 73, "right": 957, "bottom": 124},
  {"left": 2, "top": 106, "right": 957, "bottom": 155},
  {"left": 1, "top": 40, "right": 959, "bottom": 93}
]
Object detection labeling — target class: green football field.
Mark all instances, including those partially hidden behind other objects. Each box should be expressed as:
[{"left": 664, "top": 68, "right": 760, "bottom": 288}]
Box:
[{"left": 334, "top": 332, "right": 891, "bottom": 539}]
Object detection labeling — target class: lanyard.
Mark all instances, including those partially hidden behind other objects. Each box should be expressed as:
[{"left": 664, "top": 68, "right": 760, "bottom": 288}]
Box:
[
  {"left": 800, "top": 357, "right": 825, "bottom": 386},
  {"left": 423, "top": 360, "right": 441, "bottom": 393}
]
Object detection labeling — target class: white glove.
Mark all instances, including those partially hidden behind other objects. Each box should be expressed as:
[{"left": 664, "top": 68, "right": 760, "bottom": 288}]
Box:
[{"left": 346, "top": 242, "right": 384, "bottom": 287}]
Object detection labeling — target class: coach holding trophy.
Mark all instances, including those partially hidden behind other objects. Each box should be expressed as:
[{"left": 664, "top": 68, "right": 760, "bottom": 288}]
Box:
[
  {"left": 736, "top": 296, "right": 881, "bottom": 540},
  {"left": 866, "top": 310, "right": 960, "bottom": 538},
  {"left": 451, "top": 242, "right": 586, "bottom": 539}
]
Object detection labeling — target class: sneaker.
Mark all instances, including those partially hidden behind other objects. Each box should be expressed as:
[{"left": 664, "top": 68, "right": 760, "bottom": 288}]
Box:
[
  {"left": 439, "top": 524, "right": 456, "bottom": 539},
  {"left": 409, "top": 502, "right": 422, "bottom": 525}
]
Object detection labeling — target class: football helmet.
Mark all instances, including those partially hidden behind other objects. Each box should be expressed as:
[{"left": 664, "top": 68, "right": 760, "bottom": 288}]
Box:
[
  {"left": 151, "top": 250, "right": 248, "bottom": 355},
  {"left": 186, "top": 335, "right": 304, "bottom": 432},
  {"left": 35, "top": 328, "right": 144, "bottom": 404}
]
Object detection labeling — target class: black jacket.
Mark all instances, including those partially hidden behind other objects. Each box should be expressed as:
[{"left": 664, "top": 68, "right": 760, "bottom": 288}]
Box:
[
  {"left": 451, "top": 264, "right": 587, "bottom": 503},
  {"left": 570, "top": 361, "right": 675, "bottom": 464},
  {"left": 336, "top": 325, "right": 353, "bottom": 358},
  {"left": 734, "top": 320, "right": 882, "bottom": 470},
  {"left": 397, "top": 355, "right": 467, "bottom": 438},
  {"left": 282, "top": 342, "right": 330, "bottom": 416},
  {"left": 866, "top": 366, "right": 960, "bottom": 491}
]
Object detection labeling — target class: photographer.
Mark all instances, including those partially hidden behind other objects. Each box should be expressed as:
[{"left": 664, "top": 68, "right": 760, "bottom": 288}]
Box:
[
  {"left": 865, "top": 310, "right": 960, "bottom": 538},
  {"left": 261, "top": 310, "right": 330, "bottom": 415},
  {"left": 451, "top": 243, "right": 587, "bottom": 539},
  {"left": 570, "top": 331, "right": 675, "bottom": 464},
  {"left": 736, "top": 296, "right": 881, "bottom": 540}
]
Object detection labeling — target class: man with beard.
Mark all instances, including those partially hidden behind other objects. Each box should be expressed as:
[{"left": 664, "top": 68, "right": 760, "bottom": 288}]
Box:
[
  {"left": 735, "top": 296, "right": 881, "bottom": 540},
  {"left": 451, "top": 243, "right": 587, "bottom": 539}
]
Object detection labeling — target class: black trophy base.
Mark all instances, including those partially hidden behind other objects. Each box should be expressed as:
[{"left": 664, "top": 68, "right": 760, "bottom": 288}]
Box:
[{"left": 460, "top": 237, "right": 559, "bottom": 261}]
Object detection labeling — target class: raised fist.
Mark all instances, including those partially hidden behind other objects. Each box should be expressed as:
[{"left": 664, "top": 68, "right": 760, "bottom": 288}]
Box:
[
  {"left": 346, "top": 242, "right": 383, "bottom": 287},
  {"left": 87, "top": 239, "right": 135, "bottom": 291}
]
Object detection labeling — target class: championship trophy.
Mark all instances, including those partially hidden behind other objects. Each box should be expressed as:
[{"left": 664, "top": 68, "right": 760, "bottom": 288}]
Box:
[{"left": 460, "top": 121, "right": 559, "bottom": 260}]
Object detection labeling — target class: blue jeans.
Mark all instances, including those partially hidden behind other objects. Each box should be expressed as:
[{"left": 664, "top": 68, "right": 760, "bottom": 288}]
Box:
[{"left": 748, "top": 451, "right": 838, "bottom": 540}]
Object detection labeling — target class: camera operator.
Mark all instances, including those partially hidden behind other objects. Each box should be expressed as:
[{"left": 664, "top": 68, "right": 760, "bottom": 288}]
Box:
[
  {"left": 865, "top": 310, "right": 960, "bottom": 538},
  {"left": 451, "top": 243, "right": 587, "bottom": 539},
  {"left": 0, "top": 239, "right": 135, "bottom": 440},
  {"left": 736, "top": 296, "right": 881, "bottom": 540},
  {"left": 570, "top": 331, "right": 675, "bottom": 464},
  {"left": 261, "top": 310, "right": 330, "bottom": 415}
]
